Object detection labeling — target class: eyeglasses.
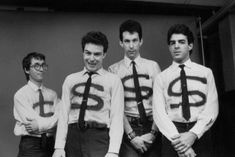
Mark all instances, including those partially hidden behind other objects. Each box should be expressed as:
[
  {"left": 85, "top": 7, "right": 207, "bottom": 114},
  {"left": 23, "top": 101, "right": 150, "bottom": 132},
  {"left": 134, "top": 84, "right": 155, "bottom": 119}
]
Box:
[{"left": 30, "top": 63, "right": 48, "bottom": 71}]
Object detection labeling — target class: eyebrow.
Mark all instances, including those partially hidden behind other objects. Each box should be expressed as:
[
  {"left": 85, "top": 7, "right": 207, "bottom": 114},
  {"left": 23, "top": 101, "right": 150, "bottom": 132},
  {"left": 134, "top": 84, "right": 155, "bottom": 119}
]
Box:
[
  {"left": 170, "top": 39, "right": 186, "bottom": 42},
  {"left": 84, "top": 50, "right": 103, "bottom": 54}
]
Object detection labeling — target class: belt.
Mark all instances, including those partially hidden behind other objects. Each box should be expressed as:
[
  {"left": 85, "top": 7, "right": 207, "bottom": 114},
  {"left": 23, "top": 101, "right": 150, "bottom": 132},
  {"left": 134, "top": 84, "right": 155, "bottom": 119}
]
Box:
[
  {"left": 69, "top": 121, "right": 108, "bottom": 130},
  {"left": 173, "top": 121, "right": 196, "bottom": 131},
  {"left": 126, "top": 115, "right": 153, "bottom": 123},
  {"left": 22, "top": 135, "right": 54, "bottom": 139},
  {"left": 126, "top": 115, "right": 153, "bottom": 127}
]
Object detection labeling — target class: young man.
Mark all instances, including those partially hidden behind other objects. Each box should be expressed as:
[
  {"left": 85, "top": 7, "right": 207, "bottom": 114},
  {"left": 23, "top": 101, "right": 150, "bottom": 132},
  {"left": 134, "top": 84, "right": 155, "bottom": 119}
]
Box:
[
  {"left": 14, "top": 52, "right": 59, "bottom": 157},
  {"left": 153, "top": 24, "right": 219, "bottom": 157},
  {"left": 108, "top": 20, "right": 161, "bottom": 157},
  {"left": 53, "top": 31, "right": 124, "bottom": 157}
]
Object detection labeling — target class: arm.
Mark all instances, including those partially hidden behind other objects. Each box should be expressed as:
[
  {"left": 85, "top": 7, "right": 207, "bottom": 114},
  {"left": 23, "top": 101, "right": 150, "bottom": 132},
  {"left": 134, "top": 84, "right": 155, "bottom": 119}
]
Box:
[
  {"left": 173, "top": 69, "right": 219, "bottom": 153},
  {"left": 140, "top": 61, "right": 161, "bottom": 145},
  {"left": 152, "top": 75, "right": 179, "bottom": 141},
  {"left": 124, "top": 115, "right": 148, "bottom": 153},
  {"left": 106, "top": 77, "right": 124, "bottom": 155},
  {"left": 189, "top": 69, "right": 219, "bottom": 138},
  {"left": 140, "top": 123, "right": 158, "bottom": 144},
  {"left": 53, "top": 79, "right": 71, "bottom": 157}
]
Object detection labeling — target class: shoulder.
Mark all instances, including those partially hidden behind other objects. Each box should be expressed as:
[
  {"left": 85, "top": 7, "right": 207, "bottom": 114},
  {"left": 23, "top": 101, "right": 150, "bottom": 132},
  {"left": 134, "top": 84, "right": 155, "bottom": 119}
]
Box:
[
  {"left": 43, "top": 87, "right": 57, "bottom": 97},
  {"left": 103, "top": 69, "right": 120, "bottom": 78},
  {"left": 157, "top": 65, "right": 172, "bottom": 77},
  {"left": 140, "top": 57, "right": 160, "bottom": 69},
  {"left": 108, "top": 59, "right": 125, "bottom": 73},
  {"left": 102, "top": 69, "right": 122, "bottom": 83},
  {"left": 191, "top": 62, "right": 212, "bottom": 73},
  {"left": 14, "top": 84, "right": 29, "bottom": 98},
  {"left": 141, "top": 57, "right": 158, "bottom": 65},
  {"left": 64, "top": 71, "right": 83, "bottom": 82}
]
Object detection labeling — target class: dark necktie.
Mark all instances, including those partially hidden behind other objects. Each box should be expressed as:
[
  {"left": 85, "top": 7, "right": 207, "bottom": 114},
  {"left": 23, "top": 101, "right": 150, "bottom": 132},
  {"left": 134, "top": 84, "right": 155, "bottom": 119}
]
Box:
[
  {"left": 179, "top": 64, "right": 191, "bottom": 121},
  {"left": 38, "top": 89, "right": 47, "bottom": 149},
  {"left": 78, "top": 72, "right": 94, "bottom": 129},
  {"left": 132, "top": 61, "right": 148, "bottom": 126}
]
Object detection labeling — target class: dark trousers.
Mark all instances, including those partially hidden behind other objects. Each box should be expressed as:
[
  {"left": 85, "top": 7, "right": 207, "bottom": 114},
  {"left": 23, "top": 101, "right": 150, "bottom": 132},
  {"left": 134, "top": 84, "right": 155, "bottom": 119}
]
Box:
[
  {"left": 119, "top": 118, "right": 161, "bottom": 157},
  {"left": 17, "top": 135, "right": 54, "bottom": 157},
  {"left": 65, "top": 124, "right": 109, "bottom": 157},
  {"left": 161, "top": 122, "right": 213, "bottom": 157}
]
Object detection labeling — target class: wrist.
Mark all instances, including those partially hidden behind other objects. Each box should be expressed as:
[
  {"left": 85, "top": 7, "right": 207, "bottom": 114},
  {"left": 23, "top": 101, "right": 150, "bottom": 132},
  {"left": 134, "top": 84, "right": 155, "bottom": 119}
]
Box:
[
  {"left": 150, "top": 129, "right": 158, "bottom": 136},
  {"left": 127, "top": 130, "right": 136, "bottom": 141},
  {"left": 108, "top": 152, "right": 119, "bottom": 155},
  {"left": 189, "top": 131, "right": 198, "bottom": 140}
]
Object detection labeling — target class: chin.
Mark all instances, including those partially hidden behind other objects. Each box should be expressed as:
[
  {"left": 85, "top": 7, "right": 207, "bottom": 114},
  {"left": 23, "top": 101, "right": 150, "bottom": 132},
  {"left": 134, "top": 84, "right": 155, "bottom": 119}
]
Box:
[{"left": 87, "top": 67, "right": 97, "bottom": 72}]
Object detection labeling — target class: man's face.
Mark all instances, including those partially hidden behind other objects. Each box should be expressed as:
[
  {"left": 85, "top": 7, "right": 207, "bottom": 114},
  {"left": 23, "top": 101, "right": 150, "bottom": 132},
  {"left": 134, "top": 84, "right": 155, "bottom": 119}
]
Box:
[
  {"left": 83, "top": 43, "right": 106, "bottom": 72},
  {"left": 25, "top": 58, "right": 46, "bottom": 83},
  {"left": 120, "top": 31, "right": 143, "bottom": 60},
  {"left": 168, "top": 33, "right": 193, "bottom": 64}
]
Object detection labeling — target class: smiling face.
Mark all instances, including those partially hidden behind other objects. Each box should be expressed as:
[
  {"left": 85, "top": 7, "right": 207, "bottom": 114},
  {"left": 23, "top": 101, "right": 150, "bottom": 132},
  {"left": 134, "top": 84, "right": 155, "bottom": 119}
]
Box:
[
  {"left": 120, "top": 31, "right": 143, "bottom": 60},
  {"left": 168, "top": 33, "right": 193, "bottom": 64},
  {"left": 25, "top": 58, "right": 46, "bottom": 85},
  {"left": 83, "top": 43, "right": 106, "bottom": 72}
]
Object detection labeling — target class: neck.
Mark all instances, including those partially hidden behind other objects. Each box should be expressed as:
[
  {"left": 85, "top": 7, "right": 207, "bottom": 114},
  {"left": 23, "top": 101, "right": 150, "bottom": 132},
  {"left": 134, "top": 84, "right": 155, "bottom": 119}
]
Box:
[{"left": 29, "top": 79, "right": 42, "bottom": 88}]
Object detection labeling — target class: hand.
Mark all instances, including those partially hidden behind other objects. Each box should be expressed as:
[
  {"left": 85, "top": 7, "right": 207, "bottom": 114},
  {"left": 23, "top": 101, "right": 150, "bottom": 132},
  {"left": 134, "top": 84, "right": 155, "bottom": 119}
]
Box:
[
  {"left": 171, "top": 134, "right": 189, "bottom": 153},
  {"left": 52, "top": 149, "right": 65, "bottom": 157},
  {"left": 171, "top": 132, "right": 197, "bottom": 153},
  {"left": 140, "top": 133, "right": 155, "bottom": 149},
  {"left": 104, "top": 152, "right": 119, "bottom": 157},
  {"left": 177, "top": 147, "right": 196, "bottom": 157},
  {"left": 24, "top": 118, "right": 39, "bottom": 133},
  {"left": 130, "top": 136, "right": 147, "bottom": 153}
]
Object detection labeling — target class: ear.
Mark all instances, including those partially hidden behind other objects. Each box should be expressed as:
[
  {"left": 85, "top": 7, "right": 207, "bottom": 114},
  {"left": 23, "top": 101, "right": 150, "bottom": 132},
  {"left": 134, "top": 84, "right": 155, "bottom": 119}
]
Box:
[
  {"left": 24, "top": 68, "right": 29, "bottom": 74},
  {"left": 119, "top": 40, "right": 124, "bottom": 48},
  {"left": 188, "top": 43, "right": 193, "bottom": 51},
  {"left": 140, "top": 39, "right": 143, "bottom": 46},
  {"left": 103, "top": 52, "right": 107, "bottom": 59}
]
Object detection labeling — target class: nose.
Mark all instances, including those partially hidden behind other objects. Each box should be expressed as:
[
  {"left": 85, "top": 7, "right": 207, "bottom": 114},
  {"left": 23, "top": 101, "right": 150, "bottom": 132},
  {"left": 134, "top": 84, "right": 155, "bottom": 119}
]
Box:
[
  {"left": 129, "top": 42, "right": 134, "bottom": 49},
  {"left": 174, "top": 42, "right": 179, "bottom": 49},
  {"left": 89, "top": 54, "right": 95, "bottom": 61},
  {"left": 38, "top": 66, "right": 44, "bottom": 72}
]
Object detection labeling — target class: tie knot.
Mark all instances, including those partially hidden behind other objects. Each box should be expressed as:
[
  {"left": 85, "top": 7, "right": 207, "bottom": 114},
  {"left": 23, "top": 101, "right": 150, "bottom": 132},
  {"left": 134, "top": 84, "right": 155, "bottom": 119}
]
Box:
[
  {"left": 87, "top": 71, "right": 95, "bottom": 77},
  {"left": 179, "top": 64, "right": 185, "bottom": 69},
  {"left": 131, "top": 61, "right": 136, "bottom": 66}
]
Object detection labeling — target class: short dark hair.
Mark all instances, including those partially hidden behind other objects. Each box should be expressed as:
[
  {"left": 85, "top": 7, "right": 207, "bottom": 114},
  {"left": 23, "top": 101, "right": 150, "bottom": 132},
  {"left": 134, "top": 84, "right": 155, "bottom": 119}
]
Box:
[
  {"left": 22, "top": 52, "right": 45, "bottom": 81},
  {"left": 119, "top": 19, "right": 142, "bottom": 41},
  {"left": 167, "top": 24, "right": 194, "bottom": 45},
  {"left": 81, "top": 31, "right": 109, "bottom": 53}
]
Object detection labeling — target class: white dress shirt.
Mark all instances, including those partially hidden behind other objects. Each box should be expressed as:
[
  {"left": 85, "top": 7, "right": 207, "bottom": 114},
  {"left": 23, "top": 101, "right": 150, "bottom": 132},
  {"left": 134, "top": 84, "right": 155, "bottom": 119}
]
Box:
[
  {"left": 54, "top": 68, "right": 124, "bottom": 154},
  {"left": 108, "top": 55, "right": 161, "bottom": 117},
  {"left": 14, "top": 81, "right": 59, "bottom": 137},
  {"left": 153, "top": 59, "right": 219, "bottom": 140}
]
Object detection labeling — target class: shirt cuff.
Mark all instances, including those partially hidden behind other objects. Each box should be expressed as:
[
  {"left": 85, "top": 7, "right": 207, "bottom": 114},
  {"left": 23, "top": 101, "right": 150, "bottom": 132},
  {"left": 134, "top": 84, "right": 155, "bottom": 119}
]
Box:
[
  {"left": 37, "top": 119, "right": 44, "bottom": 133},
  {"left": 107, "top": 140, "right": 121, "bottom": 154},
  {"left": 189, "top": 126, "right": 203, "bottom": 139},
  {"left": 54, "top": 140, "right": 66, "bottom": 149}
]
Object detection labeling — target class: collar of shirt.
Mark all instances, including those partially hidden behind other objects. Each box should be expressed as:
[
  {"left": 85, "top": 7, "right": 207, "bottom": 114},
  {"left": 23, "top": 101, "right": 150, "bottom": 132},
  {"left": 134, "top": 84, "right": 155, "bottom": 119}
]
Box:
[
  {"left": 27, "top": 80, "right": 44, "bottom": 92},
  {"left": 124, "top": 55, "right": 142, "bottom": 69},
  {"left": 82, "top": 67, "right": 104, "bottom": 77},
  {"left": 171, "top": 59, "right": 193, "bottom": 71}
]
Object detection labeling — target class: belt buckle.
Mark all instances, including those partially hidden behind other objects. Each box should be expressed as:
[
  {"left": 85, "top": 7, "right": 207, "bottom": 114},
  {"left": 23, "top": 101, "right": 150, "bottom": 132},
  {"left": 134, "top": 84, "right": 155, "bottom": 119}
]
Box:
[{"left": 79, "top": 121, "right": 88, "bottom": 130}]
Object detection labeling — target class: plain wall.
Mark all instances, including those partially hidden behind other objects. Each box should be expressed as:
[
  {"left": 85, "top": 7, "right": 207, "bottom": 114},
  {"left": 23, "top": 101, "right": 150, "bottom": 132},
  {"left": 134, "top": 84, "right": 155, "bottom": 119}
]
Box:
[{"left": 0, "top": 10, "right": 200, "bottom": 157}]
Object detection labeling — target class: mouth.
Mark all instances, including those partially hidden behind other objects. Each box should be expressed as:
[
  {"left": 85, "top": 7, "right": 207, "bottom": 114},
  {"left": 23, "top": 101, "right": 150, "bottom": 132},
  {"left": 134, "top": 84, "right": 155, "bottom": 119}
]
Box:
[
  {"left": 128, "top": 51, "right": 136, "bottom": 54},
  {"left": 174, "top": 51, "right": 181, "bottom": 55},
  {"left": 36, "top": 73, "right": 43, "bottom": 78},
  {"left": 88, "top": 62, "right": 96, "bottom": 67}
]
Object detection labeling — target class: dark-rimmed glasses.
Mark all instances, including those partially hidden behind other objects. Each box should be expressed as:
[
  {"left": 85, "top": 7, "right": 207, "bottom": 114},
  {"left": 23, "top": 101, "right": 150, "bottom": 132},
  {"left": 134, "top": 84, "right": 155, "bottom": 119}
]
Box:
[{"left": 30, "top": 63, "right": 48, "bottom": 71}]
